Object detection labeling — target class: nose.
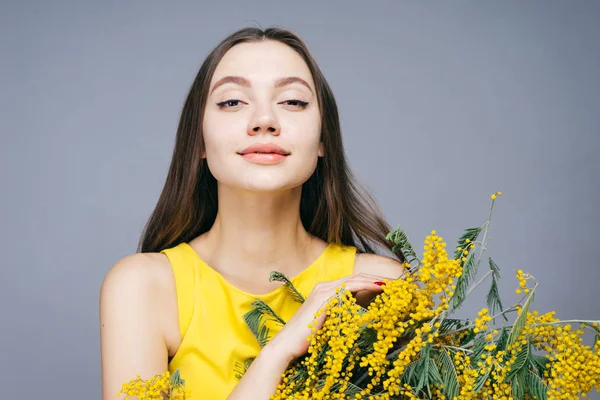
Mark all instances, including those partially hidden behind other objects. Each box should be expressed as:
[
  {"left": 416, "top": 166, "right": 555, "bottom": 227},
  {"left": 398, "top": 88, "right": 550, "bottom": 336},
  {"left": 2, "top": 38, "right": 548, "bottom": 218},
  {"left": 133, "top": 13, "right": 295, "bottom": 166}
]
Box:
[{"left": 247, "top": 104, "right": 281, "bottom": 136}]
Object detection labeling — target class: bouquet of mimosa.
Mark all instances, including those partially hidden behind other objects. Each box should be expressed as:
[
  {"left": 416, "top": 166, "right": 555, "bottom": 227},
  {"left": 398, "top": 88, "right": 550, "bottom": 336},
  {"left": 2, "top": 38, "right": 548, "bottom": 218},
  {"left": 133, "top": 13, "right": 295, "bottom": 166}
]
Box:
[
  {"left": 120, "top": 192, "right": 600, "bottom": 399},
  {"left": 238, "top": 192, "right": 600, "bottom": 399}
]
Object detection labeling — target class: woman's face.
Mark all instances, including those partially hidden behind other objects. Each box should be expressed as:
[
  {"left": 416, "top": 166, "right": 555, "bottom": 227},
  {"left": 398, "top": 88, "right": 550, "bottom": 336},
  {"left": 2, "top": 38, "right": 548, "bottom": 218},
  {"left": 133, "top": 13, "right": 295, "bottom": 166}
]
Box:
[{"left": 202, "top": 40, "right": 323, "bottom": 192}]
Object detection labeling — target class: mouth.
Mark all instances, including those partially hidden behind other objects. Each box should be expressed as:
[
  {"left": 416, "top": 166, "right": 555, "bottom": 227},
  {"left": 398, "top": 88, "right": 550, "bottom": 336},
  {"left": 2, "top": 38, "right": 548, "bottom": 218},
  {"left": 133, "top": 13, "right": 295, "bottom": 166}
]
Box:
[
  {"left": 238, "top": 152, "right": 289, "bottom": 164},
  {"left": 238, "top": 143, "right": 291, "bottom": 156},
  {"left": 238, "top": 152, "right": 290, "bottom": 155}
]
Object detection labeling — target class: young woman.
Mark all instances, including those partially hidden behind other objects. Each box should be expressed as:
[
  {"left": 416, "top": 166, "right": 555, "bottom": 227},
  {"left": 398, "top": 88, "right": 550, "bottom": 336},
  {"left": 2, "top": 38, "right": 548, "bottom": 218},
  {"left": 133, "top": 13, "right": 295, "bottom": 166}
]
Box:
[{"left": 100, "top": 26, "right": 408, "bottom": 399}]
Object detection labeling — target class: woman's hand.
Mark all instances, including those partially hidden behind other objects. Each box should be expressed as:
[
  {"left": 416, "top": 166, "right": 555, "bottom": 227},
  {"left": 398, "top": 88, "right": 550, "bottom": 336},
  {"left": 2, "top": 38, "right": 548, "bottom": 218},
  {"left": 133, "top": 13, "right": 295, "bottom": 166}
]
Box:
[
  {"left": 227, "top": 272, "right": 394, "bottom": 400},
  {"left": 266, "top": 273, "right": 389, "bottom": 362}
]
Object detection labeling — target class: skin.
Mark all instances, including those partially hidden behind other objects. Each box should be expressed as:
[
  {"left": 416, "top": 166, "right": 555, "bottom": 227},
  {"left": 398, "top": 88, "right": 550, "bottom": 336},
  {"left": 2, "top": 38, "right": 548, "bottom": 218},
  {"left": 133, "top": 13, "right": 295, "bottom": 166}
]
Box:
[{"left": 99, "top": 40, "right": 407, "bottom": 400}]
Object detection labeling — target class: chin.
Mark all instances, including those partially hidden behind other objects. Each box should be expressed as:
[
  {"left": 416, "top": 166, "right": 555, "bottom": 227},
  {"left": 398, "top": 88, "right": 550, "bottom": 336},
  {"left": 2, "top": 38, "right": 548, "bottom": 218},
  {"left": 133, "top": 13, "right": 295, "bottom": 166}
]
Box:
[
  {"left": 239, "top": 179, "right": 303, "bottom": 193},
  {"left": 211, "top": 162, "right": 317, "bottom": 192},
  {"left": 216, "top": 176, "right": 309, "bottom": 193}
]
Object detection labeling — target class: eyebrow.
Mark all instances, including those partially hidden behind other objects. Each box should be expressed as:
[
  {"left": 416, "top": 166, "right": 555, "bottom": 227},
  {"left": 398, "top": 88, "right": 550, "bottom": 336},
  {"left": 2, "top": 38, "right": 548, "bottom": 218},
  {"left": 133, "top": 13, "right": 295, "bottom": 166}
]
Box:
[{"left": 209, "top": 76, "right": 313, "bottom": 95}]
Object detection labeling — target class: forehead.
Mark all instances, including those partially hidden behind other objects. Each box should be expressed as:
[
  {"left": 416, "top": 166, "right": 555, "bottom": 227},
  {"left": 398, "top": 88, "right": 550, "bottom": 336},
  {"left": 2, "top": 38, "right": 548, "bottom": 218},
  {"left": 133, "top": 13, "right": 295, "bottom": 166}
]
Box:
[{"left": 211, "top": 40, "right": 315, "bottom": 88}]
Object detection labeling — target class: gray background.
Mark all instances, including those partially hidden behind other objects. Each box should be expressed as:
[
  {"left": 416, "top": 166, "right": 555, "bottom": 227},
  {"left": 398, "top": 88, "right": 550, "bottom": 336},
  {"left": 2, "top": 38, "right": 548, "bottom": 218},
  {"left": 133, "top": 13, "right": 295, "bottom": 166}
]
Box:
[{"left": 1, "top": 1, "right": 599, "bottom": 398}]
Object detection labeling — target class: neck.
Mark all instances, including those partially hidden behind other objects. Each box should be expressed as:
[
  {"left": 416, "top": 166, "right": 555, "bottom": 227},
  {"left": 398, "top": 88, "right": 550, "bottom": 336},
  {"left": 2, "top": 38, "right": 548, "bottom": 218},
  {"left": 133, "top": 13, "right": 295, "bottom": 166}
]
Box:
[{"left": 197, "top": 184, "right": 320, "bottom": 278}]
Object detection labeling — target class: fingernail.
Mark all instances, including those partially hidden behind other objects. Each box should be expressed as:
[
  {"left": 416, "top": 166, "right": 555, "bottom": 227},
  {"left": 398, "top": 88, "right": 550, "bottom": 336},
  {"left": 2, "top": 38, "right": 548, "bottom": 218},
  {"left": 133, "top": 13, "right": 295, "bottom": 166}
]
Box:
[{"left": 374, "top": 281, "right": 386, "bottom": 286}]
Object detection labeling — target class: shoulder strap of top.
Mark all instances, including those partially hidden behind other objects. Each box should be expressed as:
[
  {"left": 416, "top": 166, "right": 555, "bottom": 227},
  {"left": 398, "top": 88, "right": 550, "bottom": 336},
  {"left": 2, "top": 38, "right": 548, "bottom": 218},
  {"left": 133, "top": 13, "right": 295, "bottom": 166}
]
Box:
[
  {"left": 339, "top": 243, "right": 358, "bottom": 275},
  {"left": 320, "top": 243, "right": 358, "bottom": 281},
  {"left": 160, "top": 243, "right": 196, "bottom": 339}
]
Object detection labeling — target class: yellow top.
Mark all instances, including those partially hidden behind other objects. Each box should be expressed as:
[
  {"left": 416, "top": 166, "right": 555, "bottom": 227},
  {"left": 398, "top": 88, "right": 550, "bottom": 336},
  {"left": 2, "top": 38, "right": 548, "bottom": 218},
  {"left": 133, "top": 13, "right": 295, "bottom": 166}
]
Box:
[{"left": 160, "top": 241, "right": 357, "bottom": 399}]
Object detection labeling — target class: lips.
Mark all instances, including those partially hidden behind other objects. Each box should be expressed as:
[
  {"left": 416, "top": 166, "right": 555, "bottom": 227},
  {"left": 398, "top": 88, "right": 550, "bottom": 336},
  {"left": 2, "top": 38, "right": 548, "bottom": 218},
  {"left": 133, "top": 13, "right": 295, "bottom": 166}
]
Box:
[{"left": 238, "top": 143, "right": 290, "bottom": 156}]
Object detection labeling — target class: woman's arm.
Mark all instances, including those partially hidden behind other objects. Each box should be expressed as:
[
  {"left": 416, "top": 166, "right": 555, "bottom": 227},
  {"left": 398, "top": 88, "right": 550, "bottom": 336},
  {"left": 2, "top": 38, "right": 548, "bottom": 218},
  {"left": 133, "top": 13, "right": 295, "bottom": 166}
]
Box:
[
  {"left": 227, "top": 273, "right": 395, "bottom": 399},
  {"left": 99, "top": 254, "right": 173, "bottom": 399},
  {"left": 226, "top": 340, "right": 294, "bottom": 400}
]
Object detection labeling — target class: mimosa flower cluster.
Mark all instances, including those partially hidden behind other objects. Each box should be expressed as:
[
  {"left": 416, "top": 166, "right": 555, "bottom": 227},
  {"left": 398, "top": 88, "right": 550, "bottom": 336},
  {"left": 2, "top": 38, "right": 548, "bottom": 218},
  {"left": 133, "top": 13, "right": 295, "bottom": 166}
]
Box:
[
  {"left": 120, "top": 192, "right": 600, "bottom": 399},
  {"left": 258, "top": 192, "right": 599, "bottom": 399},
  {"left": 118, "top": 370, "right": 188, "bottom": 399}
]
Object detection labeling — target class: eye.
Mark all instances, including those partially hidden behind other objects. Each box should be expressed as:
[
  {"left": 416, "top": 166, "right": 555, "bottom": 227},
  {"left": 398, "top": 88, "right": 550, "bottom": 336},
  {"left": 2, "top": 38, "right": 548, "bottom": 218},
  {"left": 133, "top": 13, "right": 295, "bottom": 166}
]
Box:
[
  {"left": 216, "top": 99, "right": 244, "bottom": 108},
  {"left": 281, "top": 99, "right": 309, "bottom": 109}
]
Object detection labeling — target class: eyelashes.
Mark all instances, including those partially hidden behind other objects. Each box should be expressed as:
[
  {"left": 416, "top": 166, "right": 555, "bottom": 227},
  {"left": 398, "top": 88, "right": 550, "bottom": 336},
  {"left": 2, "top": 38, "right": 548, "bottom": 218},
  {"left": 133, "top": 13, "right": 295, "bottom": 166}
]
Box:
[{"left": 216, "top": 99, "right": 309, "bottom": 109}]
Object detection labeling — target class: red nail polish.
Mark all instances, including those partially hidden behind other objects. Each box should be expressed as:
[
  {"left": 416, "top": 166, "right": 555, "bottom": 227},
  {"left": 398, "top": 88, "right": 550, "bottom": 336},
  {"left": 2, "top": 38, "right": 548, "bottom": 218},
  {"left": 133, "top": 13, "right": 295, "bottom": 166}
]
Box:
[{"left": 374, "top": 281, "right": 386, "bottom": 286}]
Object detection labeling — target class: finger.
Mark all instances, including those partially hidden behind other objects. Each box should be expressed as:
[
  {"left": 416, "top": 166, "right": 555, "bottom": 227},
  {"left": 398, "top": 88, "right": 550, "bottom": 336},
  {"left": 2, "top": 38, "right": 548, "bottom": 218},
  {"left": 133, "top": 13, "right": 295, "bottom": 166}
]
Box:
[
  {"left": 331, "top": 279, "right": 385, "bottom": 295},
  {"left": 311, "top": 281, "right": 384, "bottom": 324},
  {"left": 342, "top": 274, "right": 394, "bottom": 287},
  {"left": 307, "top": 276, "right": 387, "bottom": 306},
  {"left": 349, "top": 272, "right": 395, "bottom": 281},
  {"left": 321, "top": 274, "right": 389, "bottom": 290}
]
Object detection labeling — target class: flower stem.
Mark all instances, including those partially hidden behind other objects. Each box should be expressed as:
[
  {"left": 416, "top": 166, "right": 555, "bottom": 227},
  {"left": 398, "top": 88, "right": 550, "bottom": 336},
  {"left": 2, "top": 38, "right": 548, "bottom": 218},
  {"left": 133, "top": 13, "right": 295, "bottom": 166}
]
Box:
[
  {"left": 464, "top": 269, "right": 494, "bottom": 298},
  {"left": 435, "top": 344, "right": 473, "bottom": 354}
]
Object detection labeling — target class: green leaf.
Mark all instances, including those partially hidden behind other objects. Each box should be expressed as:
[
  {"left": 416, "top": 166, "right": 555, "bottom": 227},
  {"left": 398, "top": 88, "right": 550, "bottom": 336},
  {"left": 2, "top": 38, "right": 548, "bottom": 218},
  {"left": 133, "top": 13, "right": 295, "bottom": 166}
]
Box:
[
  {"left": 400, "top": 359, "right": 421, "bottom": 387},
  {"left": 496, "top": 327, "right": 509, "bottom": 352},
  {"left": 315, "top": 341, "right": 331, "bottom": 368},
  {"left": 413, "top": 343, "right": 442, "bottom": 398},
  {"left": 511, "top": 368, "right": 527, "bottom": 400},
  {"left": 242, "top": 306, "right": 269, "bottom": 347},
  {"left": 439, "top": 318, "right": 464, "bottom": 332},
  {"left": 324, "top": 374, "right": 365, "bottom": 395},
  {"left": 242, "top": 299, "right": 286, "bottom": 347},
  {"left": 415, "top": 344, "right": 431, "bottom": 396},
  {"left": 269, "top": 271, "right": 306, "bottom": 304},
  {"left": 529, "top": 354, "right": 550, "bottom": 381},
  {"left": 233, "top": 358, "right": 255, "bottom": 380},
  {"left": 453, "top": 227, "right": 482, "bottom": 260},
  {"left": 488, "top": 257, "right": 501, "bottom": 278},
  {"left": 285, "top": 360, "right": 310, "bottom": 395},
  {"left": 250, "top": 299, "right": 286, "bottom": 326},
  {"left": 486, "top": 275, "right": 505, "bottom": 320},
  {"left": 386, "top": 226, "right": 419, "bottom": 265},
  {"left": 452, "top": 252, "right": 480, "bottom": 310},
  {"left": 356, "top": 326, "right": 378, "bottom": 353},
  {"left": 526, "top": 369, "right": 548, "bottom": 400},
  {"left": 314, "top": 378, "right": 327, "bottom": 391},
  {"left": 458, "top": 326, "right": 476, "bottom": 347},
  {"left": 428, "top": 358, "right": 442, "bottom": 385},
  {"left": 254, "top": 322, "right": 271, "bottom": 347},
  {"left": 473, "top": 368, "right": 490, "bottom": 393},
  {"left": 507, "top": 339, "right": 530, "bottom": 380},
  {"left": 434, "top": 348, "right": 459, "bottom": 400},
  {"left": 470, "top": 336, "right": 487, "bottom": 364},
  {"left": 508, "top": 287, "right": 536, "bottom": 348},
  {"left": 170, "top": 368, "right": 185, "bottom": 389},
  {"left": 487, "top": 257, "right": 506, "bottom": 324},
  {"left": 343, "top": 382, "right": 364, "bottom": 396}
]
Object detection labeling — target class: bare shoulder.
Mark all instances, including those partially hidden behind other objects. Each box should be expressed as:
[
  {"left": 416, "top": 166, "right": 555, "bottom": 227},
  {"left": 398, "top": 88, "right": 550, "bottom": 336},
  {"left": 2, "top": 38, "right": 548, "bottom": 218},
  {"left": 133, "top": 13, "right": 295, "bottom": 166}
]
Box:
[
  {"left": 353, "top": 252, "right": 408, "bottom": 280},
  {"left": 99, "top": 252, "right": 177, "bottom": 399},
  {"left": 99, "top": 251, "right": 179, "bottom": 348},
  {"left": 100, "top": 252, "right": 173, "bottom": 295}
]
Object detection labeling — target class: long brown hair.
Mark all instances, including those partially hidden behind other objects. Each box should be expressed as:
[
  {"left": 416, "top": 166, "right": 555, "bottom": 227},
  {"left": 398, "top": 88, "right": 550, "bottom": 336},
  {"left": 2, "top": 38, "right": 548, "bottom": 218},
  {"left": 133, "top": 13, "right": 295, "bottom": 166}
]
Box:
[{"left": 138, "top": 26, "right": 405, "bottom": 262}]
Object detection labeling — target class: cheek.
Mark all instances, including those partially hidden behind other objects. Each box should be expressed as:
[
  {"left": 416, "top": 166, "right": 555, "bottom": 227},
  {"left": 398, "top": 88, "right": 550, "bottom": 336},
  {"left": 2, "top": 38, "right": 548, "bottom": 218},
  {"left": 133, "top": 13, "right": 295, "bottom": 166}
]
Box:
[
  {"left": 203, "top": 138, "right": 239, "bottom": 172},
  {"left": 202, "top": 118, "right": 243, "bottom": 157},
  {"left": 291, "top": 129, "right": 322, "bottom": 156}
]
